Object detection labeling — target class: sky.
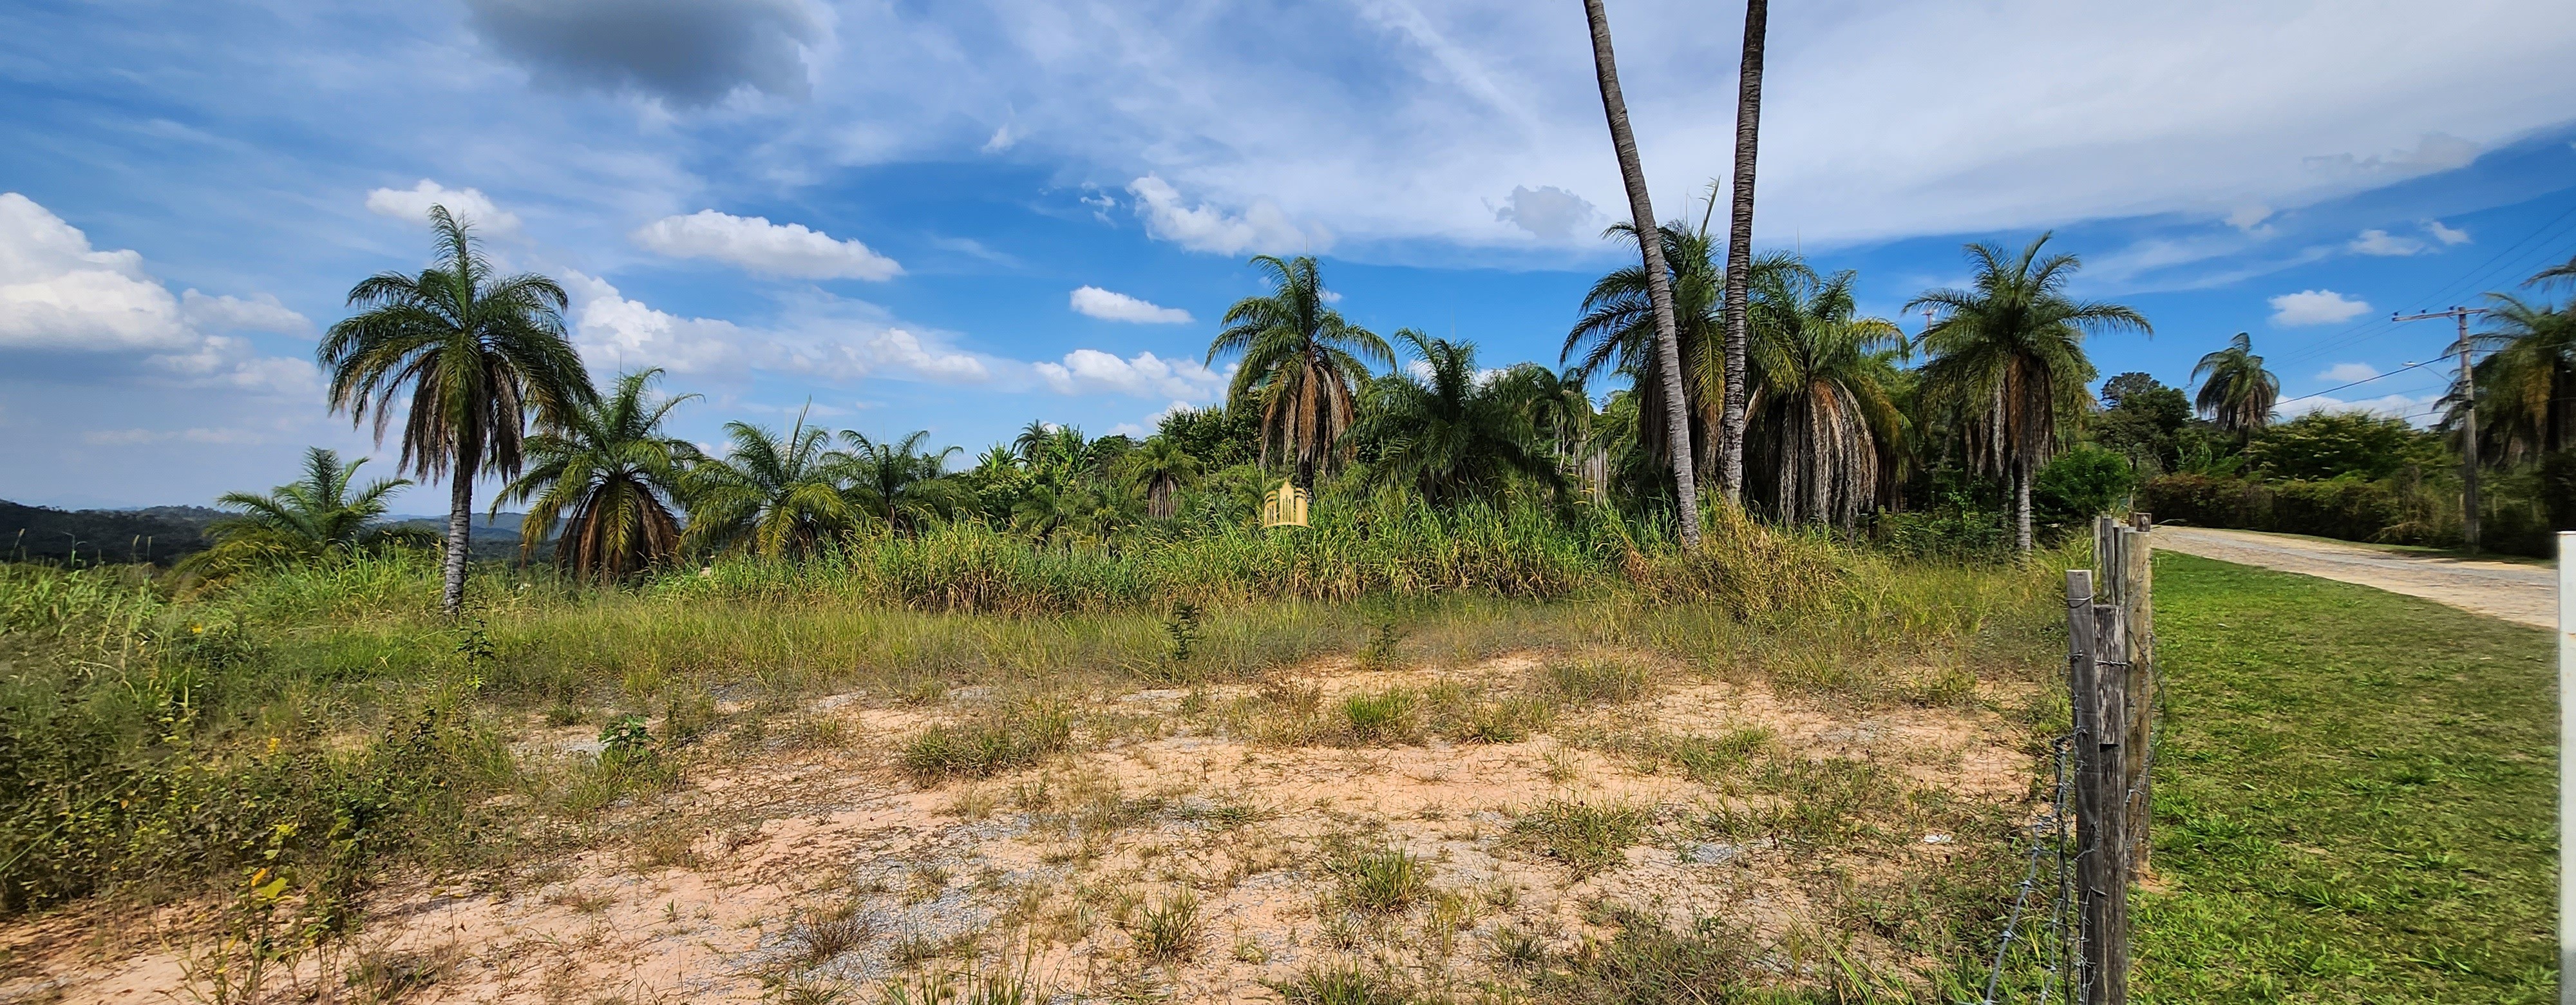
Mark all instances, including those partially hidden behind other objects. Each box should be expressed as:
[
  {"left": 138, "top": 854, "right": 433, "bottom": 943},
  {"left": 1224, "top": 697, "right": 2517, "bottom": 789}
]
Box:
[{"left": 5, "top": 0, "right": 2575, "bottom": 509}]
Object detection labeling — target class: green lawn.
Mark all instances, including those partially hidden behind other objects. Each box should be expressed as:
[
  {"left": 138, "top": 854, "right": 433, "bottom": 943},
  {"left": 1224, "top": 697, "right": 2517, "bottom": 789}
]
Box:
[{"left": 2136, "top": 551, "right": 2558, "bottom": 1002}]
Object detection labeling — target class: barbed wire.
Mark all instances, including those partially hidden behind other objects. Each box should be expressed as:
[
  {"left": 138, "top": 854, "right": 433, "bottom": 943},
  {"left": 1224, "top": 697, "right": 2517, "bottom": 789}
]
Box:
[{"left": 1979, "top": 734, "right": 2073, "bottom": 1004}]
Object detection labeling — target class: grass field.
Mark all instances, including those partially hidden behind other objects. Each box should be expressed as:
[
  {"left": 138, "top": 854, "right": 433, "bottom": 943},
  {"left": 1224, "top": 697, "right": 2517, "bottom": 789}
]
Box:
[{"left": 2137, "top": 551, "right": 2558, "bottom": 1003}]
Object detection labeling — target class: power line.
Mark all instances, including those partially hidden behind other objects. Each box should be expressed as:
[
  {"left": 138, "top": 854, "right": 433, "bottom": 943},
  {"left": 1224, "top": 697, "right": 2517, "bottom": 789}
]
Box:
[
  {"left": 2273, "top": 202, "right": 2576, "bottom": 367},
  {"left": 2270, "top": 353, "right": 2450, "bottom": 408}
]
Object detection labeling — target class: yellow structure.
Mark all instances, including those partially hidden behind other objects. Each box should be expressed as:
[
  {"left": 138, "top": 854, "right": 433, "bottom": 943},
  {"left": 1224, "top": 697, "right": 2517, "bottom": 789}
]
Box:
[{"left": 1260, "top": 480, "right": 1311, "bottom": 528}]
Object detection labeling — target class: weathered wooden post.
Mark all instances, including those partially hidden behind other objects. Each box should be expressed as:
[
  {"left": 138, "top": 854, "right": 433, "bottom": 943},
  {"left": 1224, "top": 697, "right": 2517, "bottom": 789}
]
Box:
[
  {"left": 2557, "top": 531, "right": 2571, "bottom": 1005},
  {"left": 2121, "top": 513, "right": 2155, "bottom": 874},
  {"left": 2067, "top": 570, "right": 2129, "bottom": 1005}
]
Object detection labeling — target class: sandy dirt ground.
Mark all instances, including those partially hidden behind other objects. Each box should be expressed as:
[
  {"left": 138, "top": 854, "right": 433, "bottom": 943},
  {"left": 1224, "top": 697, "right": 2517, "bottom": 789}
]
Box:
[
  {"left": 0, "top": 653, "right": 2040, "bottom": 1005},
  {"left": 2151, "top": 526, "right": 2556, "bottom": 629}
]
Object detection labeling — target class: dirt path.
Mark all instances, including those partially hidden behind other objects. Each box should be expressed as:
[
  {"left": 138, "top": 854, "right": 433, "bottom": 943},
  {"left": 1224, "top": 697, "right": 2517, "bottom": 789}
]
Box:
[{"left": 2152, "top": 526, "right": 2556, "bottom": 629}]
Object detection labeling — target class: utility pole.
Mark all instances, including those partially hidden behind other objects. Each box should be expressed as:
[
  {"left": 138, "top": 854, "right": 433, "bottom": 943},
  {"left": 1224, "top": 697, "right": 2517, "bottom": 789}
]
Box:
[{"left": 2395, "top": 307, "right": 2488, "bottom": 551}]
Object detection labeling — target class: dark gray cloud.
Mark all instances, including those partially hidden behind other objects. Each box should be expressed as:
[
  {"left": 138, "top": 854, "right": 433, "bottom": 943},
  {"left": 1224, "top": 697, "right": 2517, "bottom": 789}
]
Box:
[{"left": 464, "top": 0, "right": 822, "bottom": 106}]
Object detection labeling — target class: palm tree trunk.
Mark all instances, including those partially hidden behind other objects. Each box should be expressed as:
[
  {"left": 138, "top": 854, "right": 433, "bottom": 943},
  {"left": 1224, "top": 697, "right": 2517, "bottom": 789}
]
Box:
[
  {"left": 1716, "top": 0, "right": 1767, "bottom": 504},
  {"left": 2014, "top": 465, "right": 2034, "bottom": 555},
  {"left": 1583, "top": 0, "right": 1702, "bottom": 548},
  {"left": 444, "top": 466, "right": 472, "bottom": 615}
]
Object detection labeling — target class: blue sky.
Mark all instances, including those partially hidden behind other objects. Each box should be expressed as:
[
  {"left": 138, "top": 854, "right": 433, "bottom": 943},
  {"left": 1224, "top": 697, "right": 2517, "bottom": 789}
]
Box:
[{"left": 5, "top": 0, "right": 2575, "bottom": 508}]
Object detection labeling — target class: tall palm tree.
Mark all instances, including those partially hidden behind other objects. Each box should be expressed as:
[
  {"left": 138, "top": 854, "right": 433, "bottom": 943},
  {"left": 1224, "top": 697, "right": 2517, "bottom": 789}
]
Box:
[
  {"left": 1119, "top": 436, "right": 1202, "bottom": 519},
  {"left": 185, "top": 447, "right": 424, "bottom": 569},
  {"left": 2190, "top": 332, "right": 2280, "bottom": 436},
  {"left": 1348, "top": 329, "right": 1566, "bottom": 506},
  {"left": 840, "top": 430, "right": 963, "bottom": 535},
  {"left": 1490, "top": 364, "right": 1594, "bottom": 464},
  {"left": 1906, "top": 233, "right": 2149, "bottom": 553},
  {"left": 493, "top": 368, "right": 699, "bottom": 582},
  {"left": 1567, "top": 229, "right": 1804, "bottom": 479},
  {"left": 320, "top": 205, "right": 594, "bottom": 613},
  {"left": 681, "top": 408, "right": 855, "bottom": 559},
  {"left": 1581, "top": 0, "right": 1701, "bottom": 546},
  {"left": 1743, "top": 269, "right": 1906, "bottom": 528},
  {"left": 1208, "top": 254, "right": 1392, "bottom": 490},
  {"left": 1716, "top": 0, "right": 1771, "bottom": 503},
  {"left": 2456, "top": 294, "right": 2575, "bottom": 464}
]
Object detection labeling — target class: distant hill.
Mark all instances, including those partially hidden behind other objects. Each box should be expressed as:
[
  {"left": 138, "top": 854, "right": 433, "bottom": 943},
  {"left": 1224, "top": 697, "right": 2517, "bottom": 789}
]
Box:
[{"left": 2, "top": 501, "right": 552, "bottom": 566}]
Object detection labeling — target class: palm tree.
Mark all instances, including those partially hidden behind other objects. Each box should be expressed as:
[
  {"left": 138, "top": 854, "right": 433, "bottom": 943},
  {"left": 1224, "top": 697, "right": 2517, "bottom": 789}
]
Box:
[
  {"left": 493, "top": 368, "right": 699, "bottom": 582},
  {"left": 2191, "top": 332, "right": 2280, "bottom": 436},
  {"left": 1489, "top": 364, "right": 1593, "bottom": 464},
  {"left": 1349, "top": 329, "right": 1566, "bottom": 506},
  {"left": 183, "top": 448, "right": 426, "bottom": 579},
  {"left": 1208, "top": 254, "right": 1392, "bottom": 490},
  {"left": 319, "top": 204, "right": 594, "bottom": 613},
  {"left": 1581, "top": 0, "right": 1701, "bottom": 546},
  {"left": 1119, "top": 436, "right": 1202, "bottom": 519},
  {"left": 681, "top": 408, "right": 856, "bottom": 558},
  {"left": 1743, "top": 269, "right": 1906, "bottom": 529},
  {"left": 840, "top": 430, "right": 963, "bottom": 535},
  {"left": 1906, "top": 233, "right": 2149, "bottom": 553},
  {"left": 1716, "top": 0, "right": 1771, "bottom": 503},
  {"left": 2457, "top": 294, "right": 2575, "bottom": 464},
  {"left": 1567, "top": 229, "right": 1804, "bottom": 480}
]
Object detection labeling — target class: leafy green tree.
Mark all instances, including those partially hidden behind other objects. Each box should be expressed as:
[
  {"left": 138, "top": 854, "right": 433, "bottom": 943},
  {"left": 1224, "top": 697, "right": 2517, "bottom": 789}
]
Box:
[
  {"left": 1156, "top": 405, "right": 1261, "bottom": 468},
  {"left": 2094, "top": 372, "right": 2194, "bottom": 474},
  {"left": 2034, "top": 445, "right": 2136, "bottom": 528},
  {"left": 2192, "top": 332, "right": 2280, "bottom": 436},
  {"left": 1488, "top": 364, "right": 1595, "bottom": 464},
  {"left": 319, "top": 205, "right": 595, "bottom": 613},
  {"left": 1906, "top": 233, "right": 2149, "bottom": 552},
  {"left": 1348, "top": 330, "right": 1565, "bottom": 506},
  {"left": 1119, "top": 436, "right": 1203, "bottom": 519},
  {"left": 494, "top": 368, "right": 699, "bottom": 582},
  {"left": 182, "top": 448, "right": 428, "bottom": 580},
  {"left": 1209, "top": 255, "right": 1392, "bottom": 489},
  {"left": 682, "top": 408, "right": 855, "bottom": 558},
  {"left": 2249, "top": 412, "right": 2443, "bottom": 481},
  {"left": 1742, "top": 268, "right": 1906, "bottom": 528}
]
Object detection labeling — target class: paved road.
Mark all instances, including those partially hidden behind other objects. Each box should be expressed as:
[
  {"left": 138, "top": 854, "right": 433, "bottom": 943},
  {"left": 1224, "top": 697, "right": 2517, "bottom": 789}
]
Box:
[{"left": 2152, "top": 526, "right": 2557, "bottom": 629}]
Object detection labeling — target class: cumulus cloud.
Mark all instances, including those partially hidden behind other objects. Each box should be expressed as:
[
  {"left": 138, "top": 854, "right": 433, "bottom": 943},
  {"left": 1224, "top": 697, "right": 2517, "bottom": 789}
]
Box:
[
  {"left": 2425, "top": 220, "right": 2470, "bottom": 245},
  {"left": 1126, "top": 176, "right": 1327, "bottom": 255},
  {"left": 0, "top": 193, "right": 319, "bottom": 396},
  {"left": 463, "top": 0, "right": 822, "bottom": 106},
  {"left": 565, "top": 271, "right": 983, "bottom": 383},
  {"left": 1493, "top": 186, "right": 1599, "bottom": 242},
  {"left": 1069, "top": 286, "right": 1191, "bottom": 324},
  {"left": 1034, "top": 349, "right": 1226, "bottom": 400},
  {"left": 2315, "top": 362, "right": 2379, "bottom": 383},
  {"left": 365, "top": 180, "right": 522, "bottom": 234},
  {"left": 2269, "top": 289, "right": 2370, "bottom": 327},
  {"left": 2348, "top": 228, "right": 2425, "bottom": 256},
  {"left": 631, "top": 209, "right": 901, "bottom": 280}
]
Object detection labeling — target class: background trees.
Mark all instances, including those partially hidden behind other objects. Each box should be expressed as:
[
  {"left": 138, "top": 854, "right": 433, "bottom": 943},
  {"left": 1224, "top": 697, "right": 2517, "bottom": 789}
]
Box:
[
  {"left": 495, "top": 368, "right": 698, "bottom": 582},
  {"left": 2192, "top": 332, "right": 2280, "bottom": 436},
  {"left": 319, "top": 205, "right": 594, "bottom": 613},
  {"left": 1209, "top": 254, "right": 1391, "bottom": 490}
]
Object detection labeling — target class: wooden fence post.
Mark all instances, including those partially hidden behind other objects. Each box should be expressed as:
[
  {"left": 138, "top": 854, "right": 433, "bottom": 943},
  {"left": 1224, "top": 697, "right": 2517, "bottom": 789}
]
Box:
[
  {"left": 2069, "top": 568, "right": 2130, "bottom": 1005},
  {"left": 2121, "top": 513, "right": 2155, "bottom": 874}
]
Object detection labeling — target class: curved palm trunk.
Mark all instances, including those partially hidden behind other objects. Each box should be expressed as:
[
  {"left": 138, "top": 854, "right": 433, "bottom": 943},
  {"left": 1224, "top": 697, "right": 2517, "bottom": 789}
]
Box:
[
  {"left": 444, "top": 468, "right": 472, "bottom": 615},
  {"left": 1716, "top": 0, "right": 1767, "bottom": 503},
  {"left": 1583, "top": 0, "right": 1702, "bottom": 547},
  {"left": 2014, "top": 464, "right": 2034, "bottom": 555}
]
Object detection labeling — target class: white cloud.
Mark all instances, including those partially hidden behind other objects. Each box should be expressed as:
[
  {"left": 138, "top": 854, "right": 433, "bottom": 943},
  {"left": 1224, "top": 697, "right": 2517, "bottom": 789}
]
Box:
[
  {"left": 982, "top": 122, "right": 1018, "bottom": 153},
  {"left": 2301, "top": 133, "right": 2481, "bottom": 180},
  {"left": 182, "top": 290, "right": 309, "bottom": 336},
  {"left": 631, "top": 209, "right": 902, "bottom": 280},
  {"left": 1069, "top": 285, "right": 1192, "bottom": 323},
  {"left": 1126, "top": 176, "right": 1328, "bottom": 256},
  {"left": 565, "top": 271, "right": 983, "bottom": 383},
  {"left": 2315, "top": 361, "right": 2379, "bottom": 383},
  {"left": 2269, "top": 289, "right": 2370, "bottom": 326},
  {"left": 1493, "top": 185, "right": 1599, "bottom": 242},
  {"left": 1034, "top": 349, "right": 1226, "bottom": 400},
  {"left": 2425, "top": 219, "right": 2470, "bottom": 245},
  {"left": 2347, "top": 228, "right": 2424, "bottom": 256},
  {"left": 0, "top": 193, "right": 317, "bottom": 394},
  {"left": 2224, "top": 205, "right": 2273, "bottom": 232},
  {"left": 2277, "top": 393, "right": 2439, "bottom": 426},
  {"left": 364, "top": 180, "right": 522, "bottom": 235},
  {"left": 81, "top": 426, "right": 265, "bottom": 447}
]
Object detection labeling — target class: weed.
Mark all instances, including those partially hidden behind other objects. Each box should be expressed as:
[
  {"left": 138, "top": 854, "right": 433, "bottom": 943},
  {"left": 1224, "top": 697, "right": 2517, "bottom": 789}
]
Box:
[
  {"left": 1265, "top": 962, "right": 1412, "bottom": 1005},
  {"left": 1542, "top": 658, "right": 1651, "bottom": 705},
  {"left": 1511, "top": 800, "right": 1651, "bottom": 877},
  {"left": 791, "top": 912, "right": 872, "bottom": 968},
  {"left": 1162, "top": 602, "right": 1204, "bottom": 664},
  {"left": 880, "top": 961, "right": 1045, "bottom": 1005},
  {"left": 1338, "top": 689, "right": 1421, "bottom": 745},
  {"left": 1332, "top": 847, "right": 1428, "bottom": 913},
  {"left": 1360, "top": 618, "right": 1403, "bottom": 669},
  {"left": 1661, "top": 727, "right": 1774, "bottom": 783},
  {"left": 1128, "top": 888, "right": 1203, "bottom": 959},
  {"left": 900, "top": 701, "right": 1073, "bottom": 781},
  {"left": 1526, "top": 910, "right": 1756, "bottom": 1005}
]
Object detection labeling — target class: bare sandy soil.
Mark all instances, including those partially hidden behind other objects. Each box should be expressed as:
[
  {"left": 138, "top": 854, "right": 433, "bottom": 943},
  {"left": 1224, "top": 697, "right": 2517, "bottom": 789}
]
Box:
[
  {"left": 0, "top": 653, "right": 2038, "bottom": 1004},
  {"left": 2150, "top": 526, "right": 2556, "bottom": 629}
]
